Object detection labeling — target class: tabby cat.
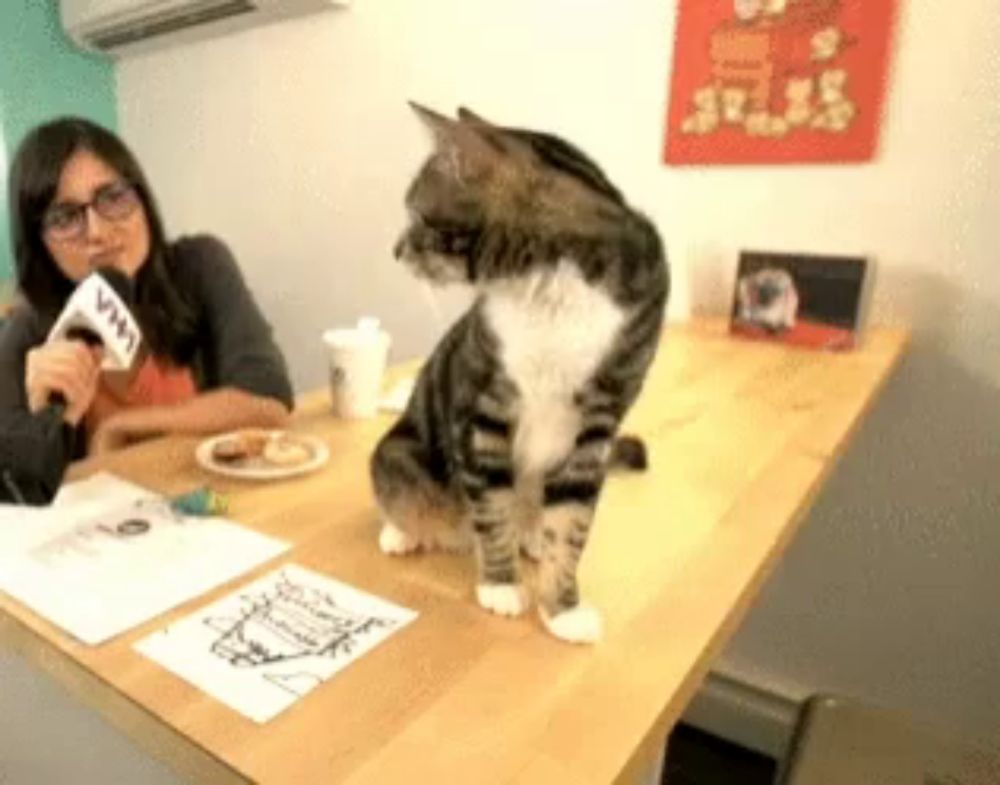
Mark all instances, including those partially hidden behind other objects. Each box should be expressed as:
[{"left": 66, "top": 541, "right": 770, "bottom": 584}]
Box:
[{"left": 370, "top": 104, "right": 668, "bottom": 643}]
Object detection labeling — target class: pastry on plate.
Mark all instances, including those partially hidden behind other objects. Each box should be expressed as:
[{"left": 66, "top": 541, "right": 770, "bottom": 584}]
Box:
[
  {"left": 263, "top": 434, "right": 313, "bottom": 467},
  {"left": 211, "top": 429, "right": 271, "bottom": 464}
]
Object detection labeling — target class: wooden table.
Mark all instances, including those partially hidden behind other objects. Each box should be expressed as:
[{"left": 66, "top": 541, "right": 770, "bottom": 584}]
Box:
[{"left": 0, "top": 320, "right": 908, "bottom": 784}]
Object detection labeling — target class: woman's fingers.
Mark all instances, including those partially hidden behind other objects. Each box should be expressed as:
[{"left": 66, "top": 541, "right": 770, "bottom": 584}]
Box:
[
  {"left": 32, "top": 354, "right": 92, "bottom": 396},
  {"left": 35, "top": 365, "right": 86, "bottom": 405},
  {"left": 25, "top": 340, "right": 104, "bottom": 422},
  {"left": 28, "top": 342, "right": 92, "bottom": 388}
]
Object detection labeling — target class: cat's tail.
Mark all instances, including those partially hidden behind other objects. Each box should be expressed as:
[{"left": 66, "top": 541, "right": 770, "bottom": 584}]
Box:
[{"left": 609, "top": 435, "right": 648, "bottom": 472}]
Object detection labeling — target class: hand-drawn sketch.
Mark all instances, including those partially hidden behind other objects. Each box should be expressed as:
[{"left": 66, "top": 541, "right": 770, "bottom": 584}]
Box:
[
  {"left": 136, "top": 564, "right": 417, "bottom": 722},
  {"left": 206, "top": 572, "right": 398, "bottom": 669}
]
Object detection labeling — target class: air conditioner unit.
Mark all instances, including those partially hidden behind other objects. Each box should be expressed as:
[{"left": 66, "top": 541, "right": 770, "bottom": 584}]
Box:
[{"left": 60, "top": 0, "right": 348, "bottom": 57}]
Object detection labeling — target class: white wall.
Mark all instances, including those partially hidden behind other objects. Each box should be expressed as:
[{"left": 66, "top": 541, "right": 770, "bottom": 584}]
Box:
[
  {"left": 117, "top": 0, "right": 690, "bottom": 389},
  {"left": 116, "top": 0, "right": 1000, "bottom": 749}
]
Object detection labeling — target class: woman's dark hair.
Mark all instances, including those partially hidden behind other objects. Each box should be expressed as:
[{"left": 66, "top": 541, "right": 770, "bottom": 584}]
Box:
[{"left": 8, "top": 117, "right": 196, "bottom": 362}]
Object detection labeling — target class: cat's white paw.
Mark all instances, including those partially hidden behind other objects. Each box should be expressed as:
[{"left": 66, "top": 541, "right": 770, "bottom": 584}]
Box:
[
  {"left": 541, "top": 603, "right": 603, "bottom": 644},
  {"left": 379, "top": 522, "right": 419, "bottom": 555},
  {"left": 476, "top": 583, "right": 531, "bottom": 617}
]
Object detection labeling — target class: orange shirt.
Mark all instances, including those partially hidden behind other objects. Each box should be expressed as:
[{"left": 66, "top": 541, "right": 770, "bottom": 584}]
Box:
[{"left": 85, "top": 355, "right": 197, "bottom": 438}]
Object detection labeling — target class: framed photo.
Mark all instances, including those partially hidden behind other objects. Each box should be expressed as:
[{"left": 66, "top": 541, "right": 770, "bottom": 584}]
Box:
[
  {"left": 730, "top": 250, "right": 868, "bottom": 350},
  {"left": 664, "top": 0, "right": 899, "bottom": 165}
]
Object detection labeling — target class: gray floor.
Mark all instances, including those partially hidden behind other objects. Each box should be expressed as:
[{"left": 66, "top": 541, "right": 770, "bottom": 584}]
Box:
[{"left": 0, "top": 651, "right": 181, "bottom": 785}]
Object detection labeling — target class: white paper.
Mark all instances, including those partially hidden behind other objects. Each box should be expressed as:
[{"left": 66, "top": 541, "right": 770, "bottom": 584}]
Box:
[
  {"left": 0, "top": 473, "right": 288, "bottom": 645},
  {"left": 0, "top": 473, "right": 155, "bottom": 553},
  {"left": 53, "top": 471, "right": 156, "bottom": 509},
  {"left": 135, "top": 564, "right": 418, "bottom": 723},
  {"left": 378, "top": 377, "right": 416, "bottom": 413}
]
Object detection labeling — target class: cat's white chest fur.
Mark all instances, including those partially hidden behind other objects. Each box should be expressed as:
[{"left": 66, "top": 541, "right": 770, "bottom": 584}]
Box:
[{"left": 485, "top": 260, "right": 625, "bottom": 475}]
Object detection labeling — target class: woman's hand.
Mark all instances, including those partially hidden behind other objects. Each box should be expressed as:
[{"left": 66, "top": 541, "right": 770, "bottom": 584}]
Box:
[
  {"left": 25, "top": 340, "right": 103, "bottom": 426},
  {"left": 90, "top": 389, "right": 289, "bottom": 457},
  {"left": 88, "top": 414, "right": 132, "bottom": 456}
]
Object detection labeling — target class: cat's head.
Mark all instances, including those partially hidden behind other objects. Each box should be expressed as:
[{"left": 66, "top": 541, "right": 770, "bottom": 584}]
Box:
[{"left": 394, "top": 103, "right": 625, "bottom": 286}]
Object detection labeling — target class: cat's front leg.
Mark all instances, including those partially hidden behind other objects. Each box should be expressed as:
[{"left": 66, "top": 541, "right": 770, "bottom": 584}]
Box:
[
  {"left": 462, "top": 411, "right": 530, "bottom": 617},
  {"left": 537, "top": 427, "right": 612, "bottom": 644}
]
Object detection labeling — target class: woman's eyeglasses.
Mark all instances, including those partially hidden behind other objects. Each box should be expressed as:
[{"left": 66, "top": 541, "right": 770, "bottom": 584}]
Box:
[{"left": 41, "top": 181, "right": 140, "bottom": 242}]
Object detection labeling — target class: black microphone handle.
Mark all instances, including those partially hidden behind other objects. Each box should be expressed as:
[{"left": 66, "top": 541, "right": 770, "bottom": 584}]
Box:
[
  {"left": 46, "top": 391, "right": 68, "bottom": 420},
  {"left": 40, "top": 269, "right": 136, "bottom": 427},
  {"left": 65, "top": 325, "right": 105, "bottom": 347}
]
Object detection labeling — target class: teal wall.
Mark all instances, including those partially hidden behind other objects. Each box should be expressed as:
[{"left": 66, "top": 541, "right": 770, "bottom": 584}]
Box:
[{"left": 0, "top": 1, "right": 117, "bottom": 282}]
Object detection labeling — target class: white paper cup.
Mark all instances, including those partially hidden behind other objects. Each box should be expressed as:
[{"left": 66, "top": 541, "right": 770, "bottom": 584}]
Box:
[{"left": 323, "top": 322, "right": 391, "bottom": 418}]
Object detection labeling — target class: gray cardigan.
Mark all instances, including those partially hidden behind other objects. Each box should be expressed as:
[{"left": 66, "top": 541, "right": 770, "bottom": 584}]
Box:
[{"left": 0, "top": 235, "right": 293, "bottom": 502}]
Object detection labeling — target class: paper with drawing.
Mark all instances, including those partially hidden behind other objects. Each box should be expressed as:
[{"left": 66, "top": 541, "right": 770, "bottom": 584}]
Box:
[
  {"left": 0, "top": 473, "right": 288, "bottom": 645},
  {"left": 135, "top": 564, "right": 417, "bottom": 723}
]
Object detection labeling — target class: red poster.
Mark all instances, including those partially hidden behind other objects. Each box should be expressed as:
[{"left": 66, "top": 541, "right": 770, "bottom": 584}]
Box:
[{"left": 664, "top": 0, "right": 899, "bottom": 165}]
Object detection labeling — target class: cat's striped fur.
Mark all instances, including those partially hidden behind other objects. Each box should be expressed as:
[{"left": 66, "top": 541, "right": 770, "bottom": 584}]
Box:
[{"left": 371, "top": 105, "right": 668, "bottom": 643}]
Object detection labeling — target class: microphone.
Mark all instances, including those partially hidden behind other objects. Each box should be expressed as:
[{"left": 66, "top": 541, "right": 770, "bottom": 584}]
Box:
[
  {"left": 44, "top": 267, "right": 142, "bottom": 416},
  {"left": 0, "top": 269, "right": 142, "bottom": 505}
]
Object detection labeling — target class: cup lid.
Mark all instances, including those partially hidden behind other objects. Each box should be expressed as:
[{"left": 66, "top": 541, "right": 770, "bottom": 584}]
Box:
[{"left": 323, "top": 316, "right": 389, "bottom": 347}]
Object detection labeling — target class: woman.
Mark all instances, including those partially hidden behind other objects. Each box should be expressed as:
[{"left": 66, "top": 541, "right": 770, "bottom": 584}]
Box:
[{"left": 0, "top": 117, "right": 293, "bottom": 502}]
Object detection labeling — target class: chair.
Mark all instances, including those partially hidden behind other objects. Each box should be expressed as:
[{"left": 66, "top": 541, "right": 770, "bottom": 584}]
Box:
[{"left": 777, "top": 695, "right": 1000, "bottom": 785}]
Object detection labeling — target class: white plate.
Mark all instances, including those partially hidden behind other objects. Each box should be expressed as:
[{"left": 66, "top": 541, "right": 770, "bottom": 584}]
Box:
[{"left": 195, "top": 431, "right": 330, "bottom": 481}]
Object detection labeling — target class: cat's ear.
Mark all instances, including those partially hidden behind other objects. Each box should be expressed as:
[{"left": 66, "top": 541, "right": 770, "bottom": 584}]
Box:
[
  {"left": 457, "top": 106, "right": 493, "bottom": 127},
  {"left": 409, "top": 101, "right": 457, "bottom": 138},
  {"left": 458, "top": 106, "right": 535, "bottom": 162},
  {"left": 409, "top": 100, "right": 505, "bottom": 179}
]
